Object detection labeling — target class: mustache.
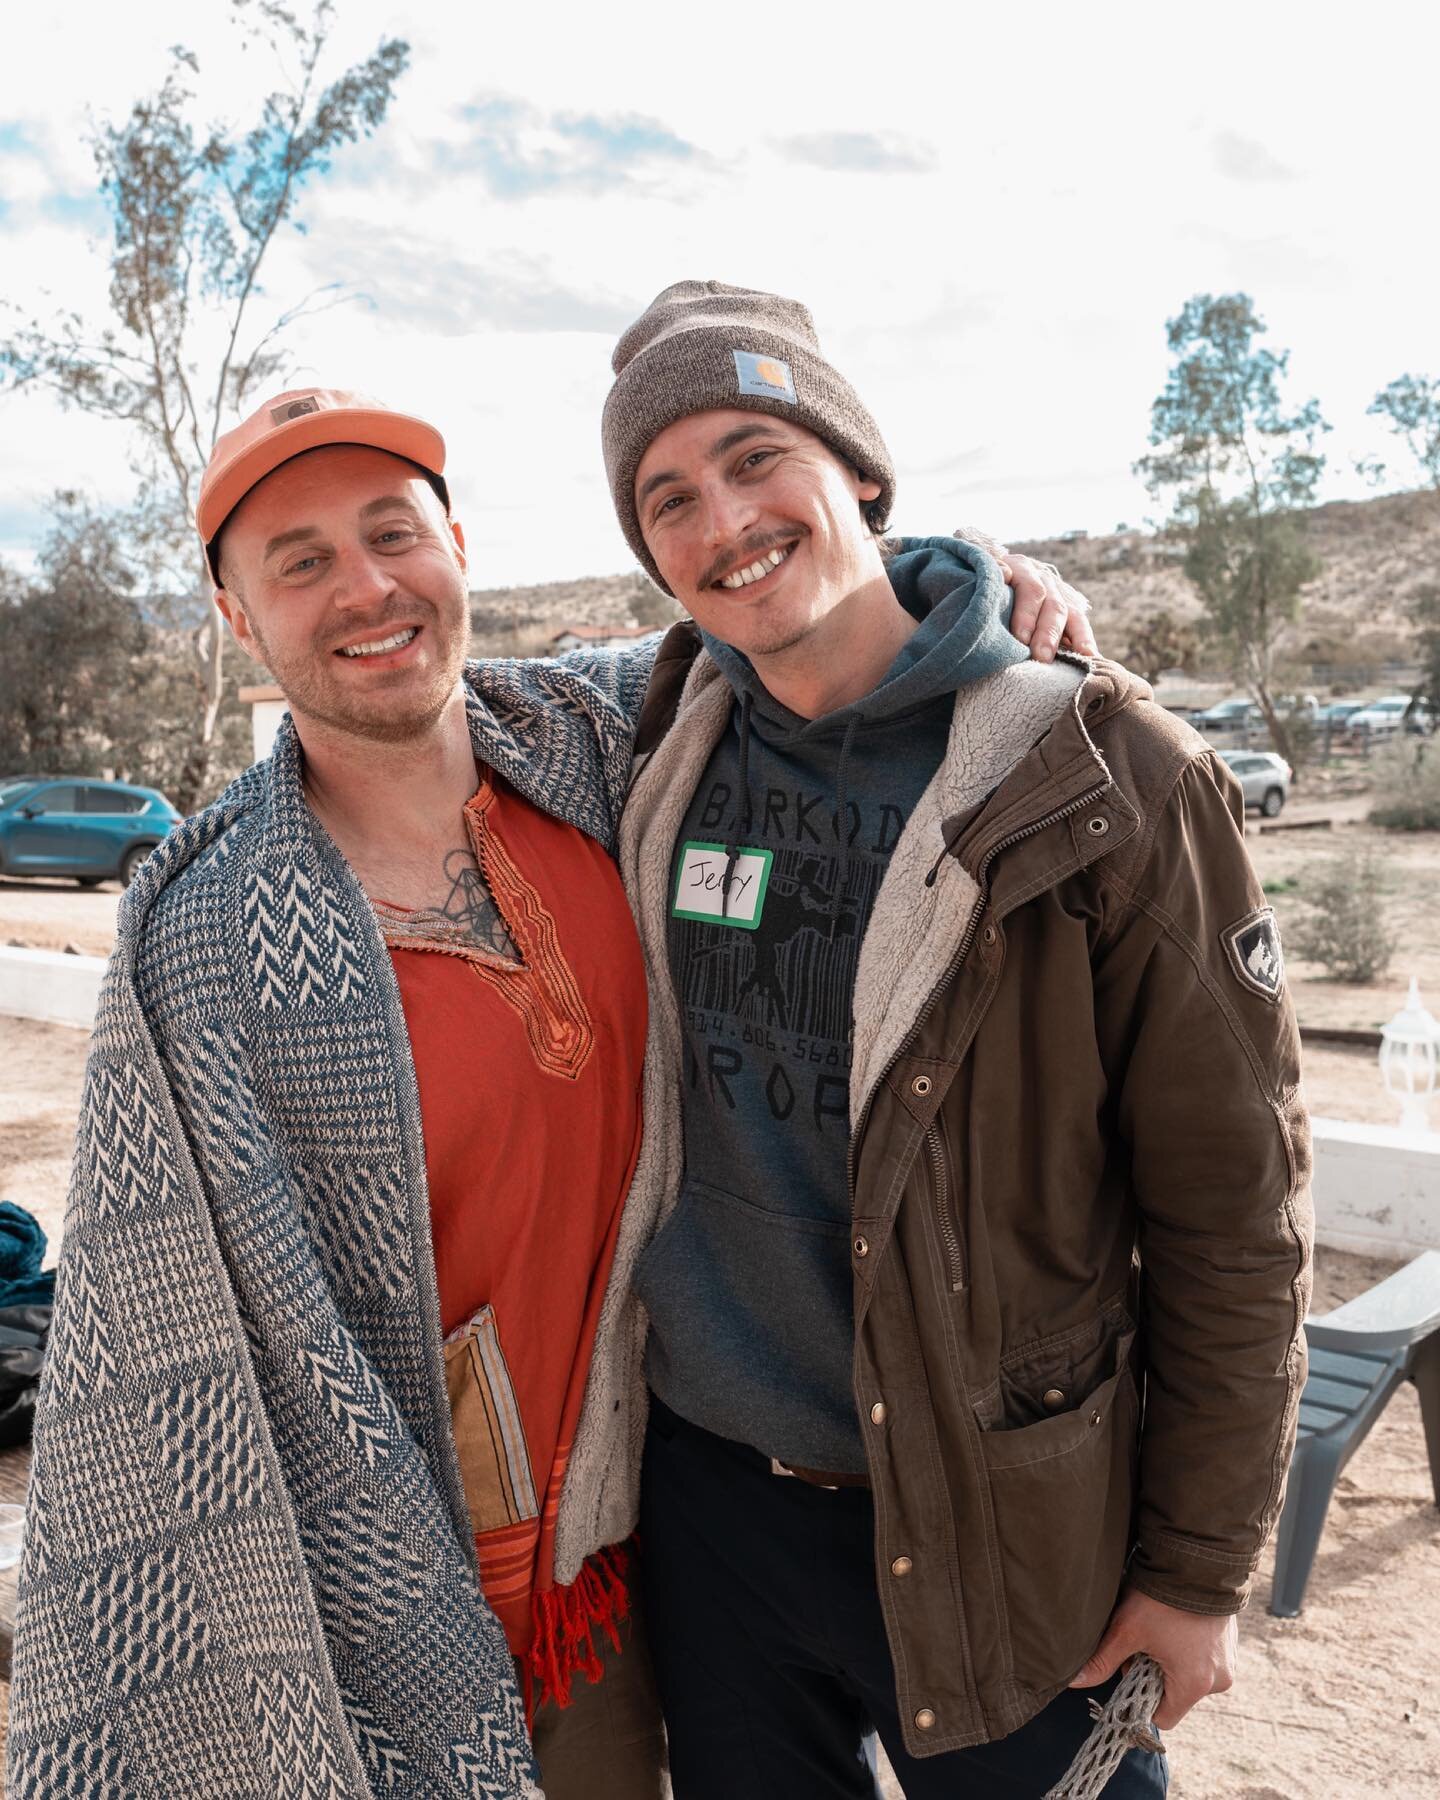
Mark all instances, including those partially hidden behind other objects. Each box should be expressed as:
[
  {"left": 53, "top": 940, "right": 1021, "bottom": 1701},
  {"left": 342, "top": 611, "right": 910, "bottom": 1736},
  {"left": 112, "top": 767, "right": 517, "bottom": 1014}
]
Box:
[{"left": 698, "top": 529, "right": 803, "bottom": 592}]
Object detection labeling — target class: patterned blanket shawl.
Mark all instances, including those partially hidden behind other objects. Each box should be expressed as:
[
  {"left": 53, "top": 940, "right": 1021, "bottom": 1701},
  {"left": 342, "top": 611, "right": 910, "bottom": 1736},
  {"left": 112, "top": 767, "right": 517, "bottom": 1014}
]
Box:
[{"left": 6, "top": 648, "right": 653, "bottom": 1800}]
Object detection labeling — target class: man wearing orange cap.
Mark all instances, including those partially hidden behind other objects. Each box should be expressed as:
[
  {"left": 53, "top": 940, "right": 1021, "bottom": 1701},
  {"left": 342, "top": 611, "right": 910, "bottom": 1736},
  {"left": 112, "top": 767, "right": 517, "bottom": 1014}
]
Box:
[{"left": 7, "top": 382, "right": 1092, "bottom": 1800}]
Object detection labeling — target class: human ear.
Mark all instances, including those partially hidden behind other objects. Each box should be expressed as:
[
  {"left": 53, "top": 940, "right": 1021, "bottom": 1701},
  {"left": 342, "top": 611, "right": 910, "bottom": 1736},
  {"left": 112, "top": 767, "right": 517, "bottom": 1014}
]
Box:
[{"left": 214, "top": 589, "right": 265, "bottom": 665}]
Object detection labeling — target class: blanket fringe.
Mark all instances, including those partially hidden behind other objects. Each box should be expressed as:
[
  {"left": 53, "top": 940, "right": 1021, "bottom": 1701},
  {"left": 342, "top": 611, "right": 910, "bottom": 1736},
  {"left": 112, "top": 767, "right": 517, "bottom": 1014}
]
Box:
[{"left": 521, "top": 1542, "right": 631, "bottom": 1724}]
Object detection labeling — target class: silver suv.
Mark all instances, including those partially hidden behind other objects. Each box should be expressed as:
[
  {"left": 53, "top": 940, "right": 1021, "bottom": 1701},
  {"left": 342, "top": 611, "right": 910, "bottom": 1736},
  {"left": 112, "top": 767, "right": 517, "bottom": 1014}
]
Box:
[{"left": 1217, "top": 749, "right": 1291, "bottom": 817}]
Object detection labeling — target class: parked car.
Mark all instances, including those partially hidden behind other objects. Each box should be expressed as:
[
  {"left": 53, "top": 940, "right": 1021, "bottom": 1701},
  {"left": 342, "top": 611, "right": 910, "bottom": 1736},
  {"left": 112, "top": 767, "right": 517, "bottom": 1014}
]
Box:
[
  {"left": 0, "top": 778, "right": 180, "bottom": 887},
  {"left": 1315, "top": 701, "right": 1365, "bottom": 729},
  {"left": 1217, "top": 749, "right": 1292, "bottom": 817},
  {"left": 1190, "top": 697, "right": 1264, "bottom": 733},
  {"left": 1344, "top": 696, "right": 1436, "bottom": 741}
]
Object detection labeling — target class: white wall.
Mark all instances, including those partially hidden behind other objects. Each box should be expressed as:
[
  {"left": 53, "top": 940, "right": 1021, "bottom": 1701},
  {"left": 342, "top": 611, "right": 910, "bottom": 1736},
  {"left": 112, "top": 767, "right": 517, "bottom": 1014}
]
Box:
[
  {"left": 252, "top": 698, "right": 289, "bottom": 765},
  {"left": 1311, "top": 1117, "right": 1440, "bottom": 1258},
  {"left": 0, "top": 946, "right": 105, "bottom": 1029}
]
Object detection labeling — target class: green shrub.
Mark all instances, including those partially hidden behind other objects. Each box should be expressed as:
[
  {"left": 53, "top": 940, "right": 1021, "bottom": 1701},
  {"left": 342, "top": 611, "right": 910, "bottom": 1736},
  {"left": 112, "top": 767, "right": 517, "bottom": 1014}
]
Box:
[
  {"left": 1368, "top": 737, "right": 1440, "bottom": 830},
  {"left": 1290, "top": 847, "right": 1396, "bottom": 983}
]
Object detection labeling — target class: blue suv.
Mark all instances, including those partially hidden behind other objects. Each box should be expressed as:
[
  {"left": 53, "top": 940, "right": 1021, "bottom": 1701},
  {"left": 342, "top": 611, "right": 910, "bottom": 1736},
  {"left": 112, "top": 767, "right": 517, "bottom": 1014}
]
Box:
[{"left": 0, "top": 777, "right": 181, "bottom": 888}]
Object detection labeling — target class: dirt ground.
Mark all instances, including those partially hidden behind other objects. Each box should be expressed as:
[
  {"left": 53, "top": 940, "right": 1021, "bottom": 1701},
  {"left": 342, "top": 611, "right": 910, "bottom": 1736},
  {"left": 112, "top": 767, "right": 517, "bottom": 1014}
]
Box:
[{"left": 1249, "top": 808, "right": 1440, "bottom": 1039}]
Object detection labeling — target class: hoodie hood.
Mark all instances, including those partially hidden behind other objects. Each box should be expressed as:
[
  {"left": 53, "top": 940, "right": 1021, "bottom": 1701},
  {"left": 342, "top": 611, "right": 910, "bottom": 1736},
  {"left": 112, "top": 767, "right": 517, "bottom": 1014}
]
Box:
[{"left": 698, "top": 535, "right": 1029, "bottom": 743}]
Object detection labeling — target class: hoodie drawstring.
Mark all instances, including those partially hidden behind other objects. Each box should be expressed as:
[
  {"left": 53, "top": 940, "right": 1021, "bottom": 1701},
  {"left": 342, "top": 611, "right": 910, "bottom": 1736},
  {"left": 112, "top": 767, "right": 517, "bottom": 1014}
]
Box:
[
  {"left": 828, "top": 712, "right": 862, "bottom": 934},
  {"left": 924, "top": 815, "right": 968, "bottom": 888},
  {"left": 721, "top": 689, "right": 754, "bottom": 919}
]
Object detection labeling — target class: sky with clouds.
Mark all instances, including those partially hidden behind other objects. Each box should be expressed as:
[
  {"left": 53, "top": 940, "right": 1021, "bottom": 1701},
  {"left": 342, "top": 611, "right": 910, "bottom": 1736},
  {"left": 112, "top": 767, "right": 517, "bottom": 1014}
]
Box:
[{"left": 2, "top": 0, "right": 1436, "bottom": 587}]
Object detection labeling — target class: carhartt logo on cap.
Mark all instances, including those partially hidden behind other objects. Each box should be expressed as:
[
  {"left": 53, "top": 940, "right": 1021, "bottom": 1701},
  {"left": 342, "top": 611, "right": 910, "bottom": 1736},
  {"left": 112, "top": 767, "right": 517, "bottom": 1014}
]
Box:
[
  {"left": 733, "top": 350, "right": 796, "bottom": 404},
  {"left": 271, "top": 395, "right": 321, "bottom": 425}
]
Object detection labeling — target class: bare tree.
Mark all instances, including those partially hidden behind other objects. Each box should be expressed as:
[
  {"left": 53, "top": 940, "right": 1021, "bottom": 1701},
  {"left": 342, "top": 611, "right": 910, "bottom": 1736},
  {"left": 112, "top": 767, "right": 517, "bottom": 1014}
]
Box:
[{"left": 1, "top": 0, "right": 408, "bottom": 811}]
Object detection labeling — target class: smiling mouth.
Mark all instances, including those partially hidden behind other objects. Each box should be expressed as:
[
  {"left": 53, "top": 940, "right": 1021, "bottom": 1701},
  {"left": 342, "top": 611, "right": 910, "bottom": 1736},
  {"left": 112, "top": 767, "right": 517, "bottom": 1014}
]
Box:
[
  {"left": 716, "top": 544, "right": 793, "bottom": 591},
  {"left": 337, "top": 627, "right": 419, "bottom": 658}
]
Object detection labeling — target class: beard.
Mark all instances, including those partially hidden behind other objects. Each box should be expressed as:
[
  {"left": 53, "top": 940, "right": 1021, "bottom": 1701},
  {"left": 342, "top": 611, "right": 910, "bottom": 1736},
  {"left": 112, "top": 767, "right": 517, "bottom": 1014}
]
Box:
[{"left": 245, "top": 593, "right": 469, "bottom": 745}]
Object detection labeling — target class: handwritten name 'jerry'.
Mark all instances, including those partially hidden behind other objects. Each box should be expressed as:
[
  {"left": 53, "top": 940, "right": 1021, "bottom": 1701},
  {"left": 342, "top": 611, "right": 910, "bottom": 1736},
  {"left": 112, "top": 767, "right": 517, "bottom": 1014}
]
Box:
[{"left": 688, "top": 857, "right": 755, "bottom": 899}]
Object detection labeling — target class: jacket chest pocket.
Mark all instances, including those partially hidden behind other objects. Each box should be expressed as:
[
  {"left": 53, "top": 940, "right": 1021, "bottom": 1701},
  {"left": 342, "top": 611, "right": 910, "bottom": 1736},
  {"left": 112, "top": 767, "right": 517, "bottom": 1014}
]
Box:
[{"left": 978, "top": 1320, "right": 1139, "bottom": 1693}]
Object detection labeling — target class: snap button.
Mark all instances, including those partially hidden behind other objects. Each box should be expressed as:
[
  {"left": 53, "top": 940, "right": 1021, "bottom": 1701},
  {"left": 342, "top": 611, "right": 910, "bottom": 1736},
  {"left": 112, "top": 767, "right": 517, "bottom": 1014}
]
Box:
[
  {"left": 981, "top": 923, "right": 997, "bottom": 946},
  {"left": 1085, "top": 814, "right": 1111, "bottom": 837},
  {"left": 911, "top": 1074, "right": 933, "bottom": 1098},
  {"left": 1042, "top": 1387, "right": 1067, "bottom": 1413},
  {"left": 915, "top": 1708, "right": 936, "bottom": 1731},
  {"left": 1089, "top": 1407, "right": 1103, "bottom": 1427},
  {"left": 853, "top": 1235, "right": 870, "bottom": 1259},
  {"left": 870, "top": 1401, "right": 887, "bottom": 1425},
  {"left": 891, "top": 1555, "right": 913, "bottom": 1577}
]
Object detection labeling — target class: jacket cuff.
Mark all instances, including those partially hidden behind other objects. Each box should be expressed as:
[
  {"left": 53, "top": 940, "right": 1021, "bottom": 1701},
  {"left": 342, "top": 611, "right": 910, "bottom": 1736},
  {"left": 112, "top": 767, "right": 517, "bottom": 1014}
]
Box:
[{"left": 1128, "top": 1531, "right": 1255, "bottom": 1616}]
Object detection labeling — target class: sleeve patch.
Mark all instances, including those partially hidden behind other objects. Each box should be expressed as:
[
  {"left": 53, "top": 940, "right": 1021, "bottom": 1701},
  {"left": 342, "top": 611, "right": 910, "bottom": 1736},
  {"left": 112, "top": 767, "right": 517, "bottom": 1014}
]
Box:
[{"left": 1222, "top": 905, "right": 1285, "bottom": 1003}]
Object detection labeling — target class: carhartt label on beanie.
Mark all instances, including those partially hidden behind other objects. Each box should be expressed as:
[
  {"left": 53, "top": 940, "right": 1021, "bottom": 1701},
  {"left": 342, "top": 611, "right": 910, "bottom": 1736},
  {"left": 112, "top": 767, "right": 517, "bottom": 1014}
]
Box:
[
  {"left": 602, "top": 279, "right": 895, "bottom": 593},
  {"left": 732, "top": 351, "right": 796, "bottom": 403}
]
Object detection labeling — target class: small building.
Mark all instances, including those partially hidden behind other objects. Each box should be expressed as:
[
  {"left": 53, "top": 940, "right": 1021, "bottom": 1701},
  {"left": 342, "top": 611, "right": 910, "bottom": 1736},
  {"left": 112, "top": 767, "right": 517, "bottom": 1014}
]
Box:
[
  {"left": 548, "top": 623, "right": 658, "bottom": 654},
  {"left": 239, "top": 684, "right": 287, "bottom": 765}
]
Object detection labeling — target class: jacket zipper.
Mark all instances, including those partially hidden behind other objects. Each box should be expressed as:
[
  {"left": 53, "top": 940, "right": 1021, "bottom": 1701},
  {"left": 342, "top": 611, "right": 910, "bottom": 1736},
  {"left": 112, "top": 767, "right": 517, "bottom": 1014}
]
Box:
[
  {"left": 927, "top": 1123, "right": 965, "bottom": 1293},
  {"left": 846, "top": 778, "right": 1109, "bottom": 1210}
]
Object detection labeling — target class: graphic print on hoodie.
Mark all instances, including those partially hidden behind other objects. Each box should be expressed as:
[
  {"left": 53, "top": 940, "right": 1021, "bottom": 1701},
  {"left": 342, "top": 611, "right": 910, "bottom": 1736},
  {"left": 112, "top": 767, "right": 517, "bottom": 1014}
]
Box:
[{"left": 636, "top": 538, "right": 1029, "bottom": 1470}]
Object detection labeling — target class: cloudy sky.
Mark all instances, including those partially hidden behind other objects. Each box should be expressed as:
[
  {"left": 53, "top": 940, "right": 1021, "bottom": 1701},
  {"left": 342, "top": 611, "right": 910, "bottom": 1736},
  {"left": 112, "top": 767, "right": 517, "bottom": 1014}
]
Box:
[{"left": 3, "top": 0, "right": 1436, "bottom": 587}]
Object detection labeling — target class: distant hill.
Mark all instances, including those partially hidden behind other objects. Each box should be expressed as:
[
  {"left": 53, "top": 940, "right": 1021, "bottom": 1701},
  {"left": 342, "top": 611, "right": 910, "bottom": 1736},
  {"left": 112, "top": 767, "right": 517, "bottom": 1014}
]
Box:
[
  {"left": 469, "top": 489, "right": 1438, "bottom": 681},
  {"left": 469, "top": 570, "right": 681, "bottom": 657},
  {"left": 1012, "top": 490, "right": 1436, "bottom": 681}
]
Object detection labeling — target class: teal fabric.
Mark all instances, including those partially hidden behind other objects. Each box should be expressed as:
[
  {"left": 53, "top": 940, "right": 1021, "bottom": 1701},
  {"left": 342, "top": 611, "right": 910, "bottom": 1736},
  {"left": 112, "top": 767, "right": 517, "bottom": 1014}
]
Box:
[{"left": 0, "top": 1203, "right": 52, "bottom": 1309}]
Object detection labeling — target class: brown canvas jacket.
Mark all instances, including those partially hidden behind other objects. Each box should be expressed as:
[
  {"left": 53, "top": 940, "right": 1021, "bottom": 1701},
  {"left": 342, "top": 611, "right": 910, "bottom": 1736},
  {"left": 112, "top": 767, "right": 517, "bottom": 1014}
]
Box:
[{"left": 621, "top": 626, "right": 1313, "bottom": 1759}]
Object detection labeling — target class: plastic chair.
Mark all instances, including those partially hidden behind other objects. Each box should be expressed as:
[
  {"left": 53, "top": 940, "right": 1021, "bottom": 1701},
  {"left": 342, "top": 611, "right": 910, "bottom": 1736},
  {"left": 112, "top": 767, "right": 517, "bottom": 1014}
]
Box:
[{"left": 1269, "top": 1250, "right": 1440, "bottom": 1617}]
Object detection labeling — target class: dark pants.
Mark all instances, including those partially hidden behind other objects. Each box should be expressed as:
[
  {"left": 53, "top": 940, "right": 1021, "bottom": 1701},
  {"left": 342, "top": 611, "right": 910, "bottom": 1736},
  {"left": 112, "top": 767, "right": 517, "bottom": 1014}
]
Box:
[{"left": 641, "top": 1398, "right": 1168, "bottom": 1800}]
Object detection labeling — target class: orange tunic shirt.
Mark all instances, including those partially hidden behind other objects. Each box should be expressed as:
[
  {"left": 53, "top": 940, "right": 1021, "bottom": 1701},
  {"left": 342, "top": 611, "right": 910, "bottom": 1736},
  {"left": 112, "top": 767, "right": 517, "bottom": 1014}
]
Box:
[{"left": 379, "top": 771, "right": 646, "bottom": 1698}]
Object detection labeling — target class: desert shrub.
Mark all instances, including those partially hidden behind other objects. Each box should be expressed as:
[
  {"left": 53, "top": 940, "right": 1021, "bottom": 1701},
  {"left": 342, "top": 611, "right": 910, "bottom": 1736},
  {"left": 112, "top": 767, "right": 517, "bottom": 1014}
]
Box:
[
  {"left": 1368, "top": 737, "right": 1440, "bottom": 830},
  {"left": 1282, "top": 712, "right": 1317, "bottom": 772},
  {"left": 1289, "top": 846, "right": 1397, "bottom": 983}
]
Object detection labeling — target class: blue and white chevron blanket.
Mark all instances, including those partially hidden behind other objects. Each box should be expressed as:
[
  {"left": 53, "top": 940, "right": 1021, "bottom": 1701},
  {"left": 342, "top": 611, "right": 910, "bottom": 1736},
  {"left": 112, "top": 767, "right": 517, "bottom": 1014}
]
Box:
[{"left": 5, "top": 647, "right": 657, "bottom": 1800}]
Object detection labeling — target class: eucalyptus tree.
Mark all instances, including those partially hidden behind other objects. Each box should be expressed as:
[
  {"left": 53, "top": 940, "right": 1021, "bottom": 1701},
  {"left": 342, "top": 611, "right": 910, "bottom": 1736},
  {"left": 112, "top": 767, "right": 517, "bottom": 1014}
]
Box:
[
  {"left": 1, "top": 0, "right": 408, "bottom": 810},
  {"left": 1137, "top": 293, "right": 1328, "bottom": 764}
]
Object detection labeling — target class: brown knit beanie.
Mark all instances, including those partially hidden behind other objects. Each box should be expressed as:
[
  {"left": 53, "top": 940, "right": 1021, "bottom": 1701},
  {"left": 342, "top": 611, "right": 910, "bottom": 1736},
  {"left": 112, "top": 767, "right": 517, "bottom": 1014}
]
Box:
[{"left": 603, "top": 279, "right": 896, "bottom": 593}]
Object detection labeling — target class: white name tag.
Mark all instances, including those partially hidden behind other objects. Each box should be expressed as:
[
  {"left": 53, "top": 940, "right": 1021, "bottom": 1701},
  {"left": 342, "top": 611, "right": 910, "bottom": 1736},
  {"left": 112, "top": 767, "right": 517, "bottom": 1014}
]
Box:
[{"left": 672, "top": 840, "right": 773, "bottom": 929}]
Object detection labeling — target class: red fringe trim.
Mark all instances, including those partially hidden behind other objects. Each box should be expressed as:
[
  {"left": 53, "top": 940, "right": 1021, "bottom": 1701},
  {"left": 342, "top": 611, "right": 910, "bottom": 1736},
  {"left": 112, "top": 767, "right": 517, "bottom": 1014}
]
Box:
[{"left": 520, "top": 1542, "right": 631, "bottom": 1725}]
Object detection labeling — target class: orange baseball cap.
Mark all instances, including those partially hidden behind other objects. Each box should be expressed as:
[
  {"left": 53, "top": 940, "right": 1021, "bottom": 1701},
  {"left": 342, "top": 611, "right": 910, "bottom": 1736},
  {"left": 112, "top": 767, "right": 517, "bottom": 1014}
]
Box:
[{"left": 195, "top": 387, "right": 448, "bottom": 581}]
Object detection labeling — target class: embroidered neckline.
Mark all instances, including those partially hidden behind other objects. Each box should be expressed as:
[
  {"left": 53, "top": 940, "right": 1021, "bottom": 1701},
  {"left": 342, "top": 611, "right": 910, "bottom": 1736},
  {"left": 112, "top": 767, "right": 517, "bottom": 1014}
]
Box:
[{"left": 376, "top": 775, "right": 595, "bottom": 1081}]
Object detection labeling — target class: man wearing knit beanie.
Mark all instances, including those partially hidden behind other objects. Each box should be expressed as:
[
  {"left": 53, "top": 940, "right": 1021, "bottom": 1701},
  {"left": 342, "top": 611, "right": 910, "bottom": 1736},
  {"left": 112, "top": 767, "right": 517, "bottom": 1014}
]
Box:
[{"left": 606, "top": 281, "right": 1309, "bottom": 1797}]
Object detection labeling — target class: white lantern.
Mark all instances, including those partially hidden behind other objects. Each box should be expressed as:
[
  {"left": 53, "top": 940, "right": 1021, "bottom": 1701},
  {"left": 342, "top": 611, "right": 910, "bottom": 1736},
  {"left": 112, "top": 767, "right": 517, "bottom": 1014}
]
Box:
[{"left": 1379, "top": 978, "right": 1440, "bottom": 1134}]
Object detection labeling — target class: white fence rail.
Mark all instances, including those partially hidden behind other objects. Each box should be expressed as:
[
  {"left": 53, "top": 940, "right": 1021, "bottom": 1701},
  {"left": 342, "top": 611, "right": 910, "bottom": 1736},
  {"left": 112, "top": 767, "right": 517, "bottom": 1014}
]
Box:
[{"left": 0, "top": 946, "right": 105, "bottom": 1029}]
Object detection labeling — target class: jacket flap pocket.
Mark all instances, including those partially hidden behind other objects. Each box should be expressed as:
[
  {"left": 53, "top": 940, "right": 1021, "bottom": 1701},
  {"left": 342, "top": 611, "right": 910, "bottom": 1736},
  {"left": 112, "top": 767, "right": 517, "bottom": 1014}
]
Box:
[{"left": 980, "top": 1342, "right": 1134, "bottom": 1473}]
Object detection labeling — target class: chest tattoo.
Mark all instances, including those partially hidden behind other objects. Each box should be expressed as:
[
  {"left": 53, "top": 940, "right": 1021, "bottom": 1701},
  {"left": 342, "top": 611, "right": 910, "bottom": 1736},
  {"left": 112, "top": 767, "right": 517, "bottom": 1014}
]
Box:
[
  {"left": 371, "top": 845, "right": 522, "bottom": 963},
  {"left": 435, "top": 847, "right": 521, "bottom": 960}
]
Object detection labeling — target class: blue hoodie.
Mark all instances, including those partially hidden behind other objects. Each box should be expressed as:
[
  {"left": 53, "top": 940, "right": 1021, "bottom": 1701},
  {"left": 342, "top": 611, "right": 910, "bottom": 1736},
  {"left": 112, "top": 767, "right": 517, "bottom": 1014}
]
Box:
[{"left": 636, "top": 538, "right": 1028, "bottom": 1469}]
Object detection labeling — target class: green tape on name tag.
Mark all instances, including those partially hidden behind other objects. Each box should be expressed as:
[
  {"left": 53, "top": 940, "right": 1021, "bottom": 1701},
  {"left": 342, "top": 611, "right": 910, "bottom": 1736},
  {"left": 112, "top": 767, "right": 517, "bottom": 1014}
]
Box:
[{"left": 672, "top": 840, "right": 773, "bottom": 929}]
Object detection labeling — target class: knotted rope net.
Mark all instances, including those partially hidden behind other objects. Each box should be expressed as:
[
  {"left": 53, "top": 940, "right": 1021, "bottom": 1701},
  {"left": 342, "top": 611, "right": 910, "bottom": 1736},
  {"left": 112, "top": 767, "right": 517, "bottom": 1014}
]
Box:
[{"left": 1043, "top": 1653, "right": 1167, "bottom": 1800}]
